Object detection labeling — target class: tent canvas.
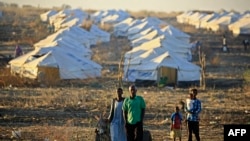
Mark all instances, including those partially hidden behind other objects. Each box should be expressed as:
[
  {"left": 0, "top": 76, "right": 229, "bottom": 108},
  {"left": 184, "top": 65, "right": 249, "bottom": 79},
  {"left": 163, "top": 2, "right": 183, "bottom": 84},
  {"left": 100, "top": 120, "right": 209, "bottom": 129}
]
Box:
[
  {"left": 90, "top": 24, "right": 111, "bottom": 43},
  {"left": 40, "top": 10, "right": 58, "bottom": 22},
  {"left": 34, "top": 36, "right": 92, "bottom": 59},
  {"left": 123, "top": 52, "right": 200, "bottom": 84},
  {"left": 130, "top": 29, "right": 159, "bottom": 47},
  {"left": 125, "top": 35, "right": 192, "bottom": 61},
  {"left": 9, "top": 47, "right": 102, "bottom": 80}
]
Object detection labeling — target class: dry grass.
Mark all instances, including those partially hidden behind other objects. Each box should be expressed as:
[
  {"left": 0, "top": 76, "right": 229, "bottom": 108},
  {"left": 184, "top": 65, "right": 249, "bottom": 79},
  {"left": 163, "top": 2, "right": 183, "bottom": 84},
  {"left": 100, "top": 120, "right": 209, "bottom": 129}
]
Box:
[
  {"left": 210, "top": 55, "right": 221, "bottom": 66},
  {"left": 0, "top": 86, "right": 249, "bottom": 141},
  {"left": 0, "top": 7, "right": 250, "bottom": 141}
]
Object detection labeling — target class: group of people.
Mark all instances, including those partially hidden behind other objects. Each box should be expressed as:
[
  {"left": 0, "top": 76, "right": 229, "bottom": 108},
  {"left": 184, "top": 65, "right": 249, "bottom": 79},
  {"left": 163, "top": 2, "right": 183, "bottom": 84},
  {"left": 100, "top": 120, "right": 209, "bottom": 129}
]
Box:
[
  {"left": 106, "top": 85, "right": 202, "bottom": 141},
  {"left": 169, "top": 88, "right": 202, "bottom": 141},
  {"left": 186, "top": 89, "right": 202, "bottom": 141},
  {"left": 107, "top": 85, "right": 145, "bottom": 141},
  {"left": 222, "top": 34, "right": 249, "bottom": 52}
]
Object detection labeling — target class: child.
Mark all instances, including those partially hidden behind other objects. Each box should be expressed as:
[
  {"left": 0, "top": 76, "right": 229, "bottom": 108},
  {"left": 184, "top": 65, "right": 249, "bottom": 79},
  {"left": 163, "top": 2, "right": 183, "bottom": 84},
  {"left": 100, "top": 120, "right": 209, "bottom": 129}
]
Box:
[
  {"left": 170, "top": 106, "right": 183, "bottom": 141},
  {"left": 186, "top": 93, "right": 194, "bottom": 112}
]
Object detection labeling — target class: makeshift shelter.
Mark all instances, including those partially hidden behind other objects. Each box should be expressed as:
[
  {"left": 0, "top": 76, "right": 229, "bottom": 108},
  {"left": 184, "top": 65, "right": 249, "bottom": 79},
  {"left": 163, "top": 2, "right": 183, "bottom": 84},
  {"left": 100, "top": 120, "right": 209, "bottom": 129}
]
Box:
[
  {"left": 125, "top": 34, "right": 192, "bottom": 61},
  {"left": 176, "top": 11, "right": 194, "bottom": 24},
  {"left": 113, "top": 17, "right": 135, "bottom": 37},
  {"left": 128, "top": 27, "right": 153, "bottom": 41},
  {"left": 123, "top": 52, "right": 200, "bottom": 86},
  {"left": 9, "top": 47, "right": 102, "bottom": 80},
  {"left": 127, "top": 21, "right": 149, "bottom": 37},
  {"left": 36, "top": 26, "right": 97, "bottom": 48},
  {"left": 40, "top": 10, "right": 57, "bottom": 22},
  {"left": 34, "top": 36, "right": 92, "bottom": 59},
  {"left": 130, "top": 29, "right": 159, "bottom": 47},
  {"left": 48, "top": 8, "right": 89, "bottom": 30},
  {"left": 228, "top": 16, "right": 250, "bottom": 36},
  {"left": 89, "top": 24, "right": 111, "bottom": 43},
  {"left": 161, "top": 25, "right": 191, "bottom": 43}
]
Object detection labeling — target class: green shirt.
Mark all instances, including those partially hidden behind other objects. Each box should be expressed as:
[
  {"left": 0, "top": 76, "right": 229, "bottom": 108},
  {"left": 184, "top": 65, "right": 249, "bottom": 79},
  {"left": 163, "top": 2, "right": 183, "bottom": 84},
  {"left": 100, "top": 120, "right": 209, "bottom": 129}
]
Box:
[{"left": 122, "top": 95, "right": 146, "bottom": 124}]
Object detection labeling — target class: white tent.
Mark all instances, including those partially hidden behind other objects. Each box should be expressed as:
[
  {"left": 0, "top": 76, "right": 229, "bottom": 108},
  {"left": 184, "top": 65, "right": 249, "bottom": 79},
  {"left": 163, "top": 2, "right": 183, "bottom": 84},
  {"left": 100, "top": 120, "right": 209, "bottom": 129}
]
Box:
[
  {"left": 91, "top": 9, "right": 130, "bottom": 24},
  {"left": 187, "top": 12, "right": 207, "bottom": 27},
  {"left": 128, "top": 27, "right": 153, "bottom": 41},
  {"left": 161, "top": 25, "right": 191, "bottom": 43},
  {"left": 49, "top": 8, "right": 89, "bottom": 30},
  {"left": 113, "top": 17, "right": 135, "bottom": 37},
  {"left": 124, "top": 36, "right": 163, "bottom": 60},
  {"left": 89, "top": 24, "right": 111, "bottom": 43},
  {"left": 40, "top": 10, "right": 57, "bottom": 22},
  {"left": 127, "top": 21, "right": 149, "bottom": 37},
  {"left": 123, "top": 52, "right": 200, "bottom": 83},
  {"left": 199, "top": 13, "right": 220, "bottom": 29},
  {"left": 141, "top": 17, "right": 168, "bottom": 27},
  {"left": 228, "top": 16, "right": 250, "bottom": 36},
  {"left": 100, "top": 9, "right": 130, "bottom": 24},
  {"left": 130, "top": 29, "right": 159, "bottom": 47},
  {"left": 34, "top": 37, "right": 92, "bottom": 59},
  {"left": 176, "top": 11, "right": 194, "bottom": 24},
  {"left": 9, "top": 47, "right": 102, "bottom": 80},
  {"left": 206, "top": 12, "right": 239, "bottom": 32},
  {"left": 207, "top": 16, "right": 239, "bottom": 32},
  {"left": 38, "top": 26, "right": 97, "bottom": 48},
  {"left": 125, "top": 35, "right": 192, "bottom": 61}
]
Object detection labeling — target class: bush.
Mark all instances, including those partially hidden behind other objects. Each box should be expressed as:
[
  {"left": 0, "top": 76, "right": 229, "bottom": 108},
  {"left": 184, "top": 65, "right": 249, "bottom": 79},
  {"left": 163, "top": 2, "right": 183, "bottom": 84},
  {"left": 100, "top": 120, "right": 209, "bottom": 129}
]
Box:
[
  {"left": 210, "top": 55, "right": 220, "bottom": 66},
  {"left": 242, "top": 69, "right": 250, "bottom": 91},
  {"left": 243, "top": 69, "right": 250, "bottom": 83}
]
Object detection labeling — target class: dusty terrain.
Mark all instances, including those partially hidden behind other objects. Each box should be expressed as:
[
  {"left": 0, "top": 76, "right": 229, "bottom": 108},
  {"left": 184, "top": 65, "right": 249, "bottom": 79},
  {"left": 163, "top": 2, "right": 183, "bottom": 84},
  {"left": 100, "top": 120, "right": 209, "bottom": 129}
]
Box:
[{"left": 0, "top": 12, "right": 250, "bottom": 141}]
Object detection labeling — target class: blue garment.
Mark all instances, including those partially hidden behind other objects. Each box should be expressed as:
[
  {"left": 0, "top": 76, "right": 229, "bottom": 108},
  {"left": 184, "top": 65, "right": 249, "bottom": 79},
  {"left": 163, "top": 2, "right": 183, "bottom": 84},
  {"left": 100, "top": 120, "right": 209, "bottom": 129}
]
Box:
[
  {"left": 186, "top": 99, "right": 201, "bottom": 122},
  {"left": 110, "top": 100, "right": 127, "bottom": 141},
  {"left": 170, "top": 112, "right": 183, "bottom": 123},
  {"left": 170, "top": 112, "right": 183, "bottom": 130}
]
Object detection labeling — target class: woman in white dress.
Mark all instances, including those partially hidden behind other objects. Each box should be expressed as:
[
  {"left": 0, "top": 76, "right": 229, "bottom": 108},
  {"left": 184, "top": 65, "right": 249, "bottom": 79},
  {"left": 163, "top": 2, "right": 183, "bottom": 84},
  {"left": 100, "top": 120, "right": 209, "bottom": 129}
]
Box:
[{"left": 108, "top": 88, "right": 127, "bottom": 141}]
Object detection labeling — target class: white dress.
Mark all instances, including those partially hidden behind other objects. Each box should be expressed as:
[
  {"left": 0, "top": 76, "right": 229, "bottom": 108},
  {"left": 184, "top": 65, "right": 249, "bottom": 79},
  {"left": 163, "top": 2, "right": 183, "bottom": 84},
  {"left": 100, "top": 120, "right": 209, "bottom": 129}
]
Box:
[{"left": 110, "top": 100, "right": 127, "bottom": 141}]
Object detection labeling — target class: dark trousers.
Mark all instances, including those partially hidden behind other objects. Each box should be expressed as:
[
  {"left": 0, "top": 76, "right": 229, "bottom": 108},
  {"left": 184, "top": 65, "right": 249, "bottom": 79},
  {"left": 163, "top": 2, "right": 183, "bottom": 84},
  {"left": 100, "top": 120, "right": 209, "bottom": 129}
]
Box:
[
  {"left": 187, "top": 121, "right": 200, "bottom": 141},
  {"left": 125, "top": 122, "right": 143, "bottom": 141},
  {"left": 244, "top": 45, "right": 248, "bottom": 51}
]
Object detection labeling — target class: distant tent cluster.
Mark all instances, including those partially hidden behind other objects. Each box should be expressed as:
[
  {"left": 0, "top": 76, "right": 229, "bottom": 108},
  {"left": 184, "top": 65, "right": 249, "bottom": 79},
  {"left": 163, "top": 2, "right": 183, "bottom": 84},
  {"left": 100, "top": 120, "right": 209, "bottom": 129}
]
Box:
[
  {"left": 177, "top": 10, "right": 250, "bottom": 36},
  {"left": 9, "top": 8, "right": 201, "bottom": 86},
  {"left": 91, "top": 9, "right": 130, "bottom": 25}
]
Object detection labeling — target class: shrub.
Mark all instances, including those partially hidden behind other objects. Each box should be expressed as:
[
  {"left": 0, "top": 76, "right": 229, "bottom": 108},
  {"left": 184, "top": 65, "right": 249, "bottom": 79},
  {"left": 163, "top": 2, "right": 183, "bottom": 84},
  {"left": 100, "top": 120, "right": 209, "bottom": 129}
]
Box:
[
  {"left": 243, "top": 69, "right": 250, "bottom": 83},
  {"left": 210, "top": 55, "right": 220, "bottom": 66}
]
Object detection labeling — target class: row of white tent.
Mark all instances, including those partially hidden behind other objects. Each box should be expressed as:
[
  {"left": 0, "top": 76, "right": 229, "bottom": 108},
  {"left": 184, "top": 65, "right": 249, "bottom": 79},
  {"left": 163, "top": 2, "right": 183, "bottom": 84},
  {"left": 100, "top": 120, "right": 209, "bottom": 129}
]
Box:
[
  {"left": 91, "top": 9, "right": 130, "bottom": 24},
  {"left": 177, "top": 10, "right": 250, "bottom": 36},
  {"left": 122, "top": 35, "right": 201, "bottom": 83},
  {"left": 9, "top": 25, "right": 104, "bottom": 80},
  {"left": 106, "top": 14, "right": 201, "bottom": 84},
  {"left": 10, "top": 8, "right": 201, "bottom": 85},
  {"left": 40, "top": 8, "right": 111, "bottom": 43},
  {"left": 9, "top": 46, "right": 102, "bottom": 80},
  {"left": 10, "top": 8, "right": 117, "bottom": 80},
  {"left": 10, "top": 9, "right": 132, "bottom": 81}
]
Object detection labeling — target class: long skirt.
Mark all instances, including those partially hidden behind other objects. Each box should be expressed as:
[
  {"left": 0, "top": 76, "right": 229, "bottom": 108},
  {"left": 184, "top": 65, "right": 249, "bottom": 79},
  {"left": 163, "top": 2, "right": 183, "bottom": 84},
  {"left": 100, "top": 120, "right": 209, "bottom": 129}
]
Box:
[{"left": 110, "top": 122, "right": 127, "bottom": 141}]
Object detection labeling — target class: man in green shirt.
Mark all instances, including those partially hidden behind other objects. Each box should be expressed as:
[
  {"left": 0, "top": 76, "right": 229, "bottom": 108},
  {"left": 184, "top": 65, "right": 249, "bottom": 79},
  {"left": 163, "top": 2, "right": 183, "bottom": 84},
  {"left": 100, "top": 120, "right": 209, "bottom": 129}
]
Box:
[{"left": 122, "top": 85, "right": 146, "bottom": 141}]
